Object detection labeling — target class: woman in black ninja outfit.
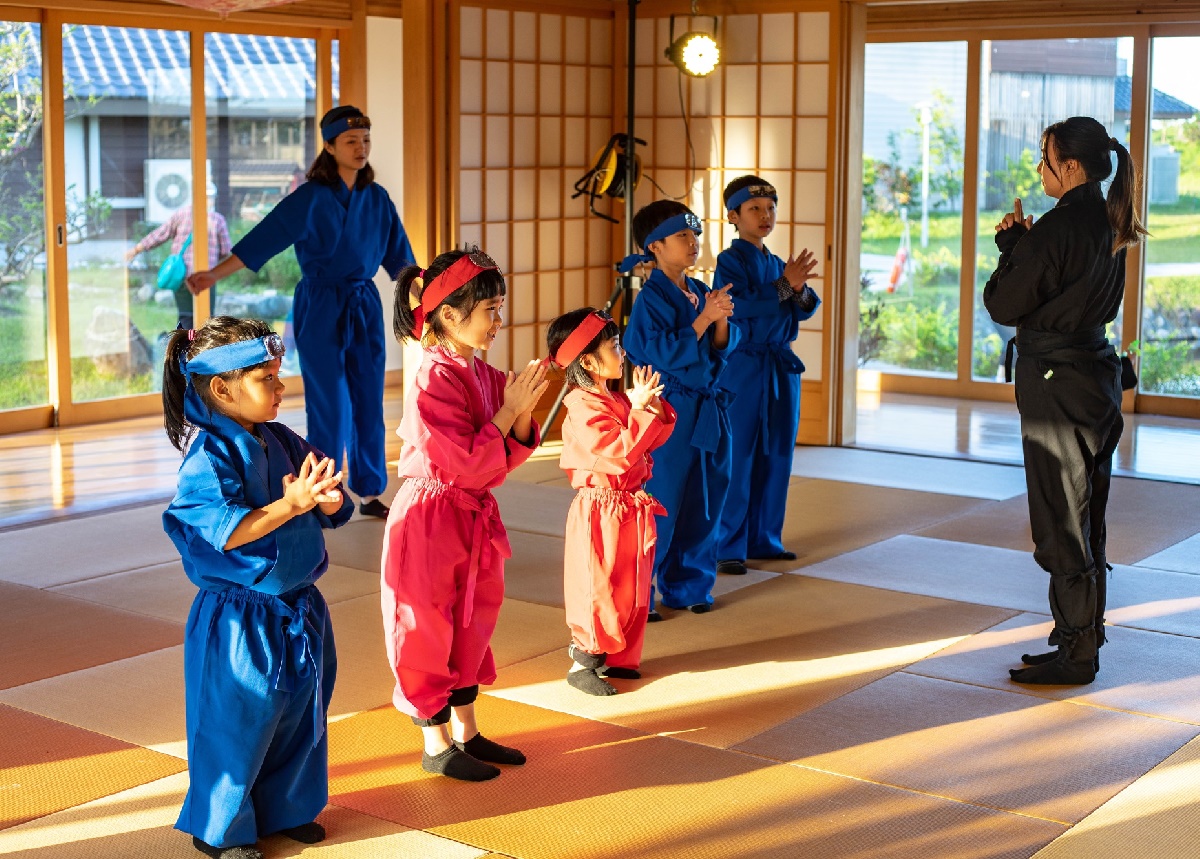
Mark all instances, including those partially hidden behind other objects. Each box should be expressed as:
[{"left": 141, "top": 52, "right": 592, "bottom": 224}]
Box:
[{"left": 984, "top": 115, "right": 1147, "bottom": 686}]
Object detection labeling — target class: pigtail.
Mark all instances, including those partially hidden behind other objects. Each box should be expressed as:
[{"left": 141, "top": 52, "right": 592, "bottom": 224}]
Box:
[
  {"left": 392, "top": 264, "right": 424, "bottom": 343},
  {"left": 162, "top": 328, "right": 195, "bottom": 452},
  {"left": 1107, "top": 139, "right": 1149, "bottom": 254}
]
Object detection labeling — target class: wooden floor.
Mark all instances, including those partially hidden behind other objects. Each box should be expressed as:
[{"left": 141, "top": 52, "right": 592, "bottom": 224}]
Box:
[{"left": 1, "top": 390, "right": 1200, "bottom": 858}]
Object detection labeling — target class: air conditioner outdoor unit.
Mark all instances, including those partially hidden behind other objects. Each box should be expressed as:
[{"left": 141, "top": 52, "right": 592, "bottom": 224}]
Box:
[{"left": 144, "top": 159, "right": 211, "bottom": 224}]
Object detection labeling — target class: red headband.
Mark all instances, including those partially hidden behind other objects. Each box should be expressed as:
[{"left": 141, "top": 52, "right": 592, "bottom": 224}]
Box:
[
  {"left": 413, "top": 251, "right": 500, "bottom": 331},
  {"left": 554, "top": 312, "right": 610, "bottom": 367}
]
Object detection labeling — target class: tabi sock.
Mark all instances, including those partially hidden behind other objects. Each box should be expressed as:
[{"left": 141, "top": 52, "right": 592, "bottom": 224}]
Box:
[
  {"left": 421, "top": 745, "right": 500, "bottom": 781},
  {"left": 454, "top": 733, "right": 527, "bottom": 765}
]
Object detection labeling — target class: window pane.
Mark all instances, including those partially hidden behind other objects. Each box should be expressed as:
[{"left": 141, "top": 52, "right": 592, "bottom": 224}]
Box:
[
  {"left": 1142, "top": 35, "right": 1200, "bottom": 398},
  {"left": 973, "top": 37, "right": 1133, "bottom": 381},
  {"left": 0, "top": 21, "right": 47, "bottom": 410},
  {"left": 66, "top": 25, "right": 190, "bottom": 402},
  {"left": 205, "top": 33, "right": 316, "bottom": 378},
  {"left": 860, "top": 42, "right": 966, "bottom": 378}
]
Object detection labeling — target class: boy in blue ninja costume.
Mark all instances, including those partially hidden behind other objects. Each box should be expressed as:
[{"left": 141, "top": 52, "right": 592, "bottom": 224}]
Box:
[
  {"left": 162, "top": 316, "right": 354, "bottom": 859},
  {"left": 714, "top": 176, "right": 820, "bottom": 574},
  {"left": 621, "top": 200, "right": 740, "bottom": 616}
]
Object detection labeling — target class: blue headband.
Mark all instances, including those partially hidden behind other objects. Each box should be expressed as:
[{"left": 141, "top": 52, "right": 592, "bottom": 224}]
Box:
[
  {"left": 180, "top": 334, "right": 285, "bottom": 431},
  {"left": 617, "top": 212, "right": 703, "bottom": 273},
  {"left": 321, "top": 114, "right": 371, "bottom": 142},
  {"left": 725, "top": 183, "right": 778, "bottom": 212}
]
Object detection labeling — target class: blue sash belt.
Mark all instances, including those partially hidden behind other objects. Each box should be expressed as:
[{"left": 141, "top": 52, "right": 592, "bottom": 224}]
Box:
[
  {"left": 662, "top": 379, "right": 734, "bottom": 518},
  {"left": 737, "top": 342, "right": 805, "bottom": 455},
  {"left": 270, "top": 586, "right": 327, "bottom": 748}
]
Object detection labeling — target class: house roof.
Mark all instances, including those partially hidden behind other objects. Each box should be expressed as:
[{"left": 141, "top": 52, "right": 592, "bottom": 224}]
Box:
[
  {"left": 1115, "top": 75, "right": 1196, "bottom": 119},
  {"left": 4, "top": 22, "right": 337, "bottom": 103}
]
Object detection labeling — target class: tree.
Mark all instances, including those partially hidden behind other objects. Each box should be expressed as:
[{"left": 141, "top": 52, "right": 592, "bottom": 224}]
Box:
[
  {"left": 921, "top": 89, "right": 964, "bottom": 211},
  {"left": 0, "top": 22, "right": 110, "bottom": 288}
]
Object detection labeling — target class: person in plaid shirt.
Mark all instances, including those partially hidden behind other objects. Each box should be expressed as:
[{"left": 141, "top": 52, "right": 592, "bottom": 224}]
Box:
[{"left": 127, "top": 183, "right": 233, "bottom": 329}]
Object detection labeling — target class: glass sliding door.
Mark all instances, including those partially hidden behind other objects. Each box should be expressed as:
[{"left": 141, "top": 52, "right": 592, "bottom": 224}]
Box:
[
  {"left": 1142, "top": 35, "right": 1200, "bottom": 398},
  {"left": 972, "top": 37, "right": 1134, "bottom": 382},
  {"left": 64, "top": 24, "right": 192, "bottom": 401},
  {"left": 860, "top": 41, "right": 967, "bottom": 378},
  {"left": 0, "top": 21, "right": 48, "bottom": 411},
  {"left": 205, "top": 32, "right": 315, "bottom": 377}
]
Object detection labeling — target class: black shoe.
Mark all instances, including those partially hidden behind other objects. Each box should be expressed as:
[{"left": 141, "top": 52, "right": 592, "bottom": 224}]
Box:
[
  {"left": 647, "top": 609, "right": 664, "bottom": 622},
  {"left": 716, "top": 559, "right": 747, "bottom": 576},
  {"left": 687, "top": 603, "right": 712, "bottom": 614},
  {"left": 192, "top": 837, "right": 263, "bottom": 859},
  {"left": 748, "top": 550, "right": 797, "bottom": 561},
  {"left": 1023, "top": 649, "right": 1100, "bottom": 673},
  {"left": 1009, "top": 656, "right": 1095, "bottom": 686},
  {"left": 277, "top": 823, "right": 325, "bottom": 844},
  {"left": 358, "top": 499, "right": 389, "bottom": 519}
]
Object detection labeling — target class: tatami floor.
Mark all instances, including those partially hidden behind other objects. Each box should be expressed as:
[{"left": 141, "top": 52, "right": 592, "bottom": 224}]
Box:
[{"left": 2, "top": 391, "right": 1200, "bottom": 858}]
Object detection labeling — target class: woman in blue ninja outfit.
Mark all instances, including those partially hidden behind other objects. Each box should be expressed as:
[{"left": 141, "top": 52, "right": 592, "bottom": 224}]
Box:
[
  {"left": 162, "top": 316, "right": 354, "bottom": 859},
  {"left": 188, "top": 105, "right": 415, "bottom": 519}
]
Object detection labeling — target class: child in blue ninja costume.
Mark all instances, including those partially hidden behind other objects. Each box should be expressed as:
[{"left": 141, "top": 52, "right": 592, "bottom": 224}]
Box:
[
  {"left": 714, "top": 176, "right": 821, "bottom": 574},
  {"left": 162, "top": 316, "right": 354, "bottom": 859},
  {"left": 621, "top": 200, "right": 740, "bottom": 617}
]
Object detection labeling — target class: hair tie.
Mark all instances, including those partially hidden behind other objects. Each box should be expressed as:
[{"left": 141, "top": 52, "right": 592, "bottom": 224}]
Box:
[
  {"left": 187, "top": 329, "right": 197, "bottom": 341},
  {"left": 1110, "top": 137, "right": 1119, "bottom": 151}
]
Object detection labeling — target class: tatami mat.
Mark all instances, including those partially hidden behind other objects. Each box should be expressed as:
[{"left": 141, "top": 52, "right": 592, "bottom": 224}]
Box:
[
  {"left": 736, "top": 671, "right": 1198, "bottom": 824},
  {"left": 771, "top": 478, "right": 989, "bottom": 569},
  {"left": 0, "top": 504, "right": 179, "bottom": 587},
  {"left": 1137, "top": 533, "right": 1200, "bottom": 575},
  {"left": 491, "top": 575, "right": 1014, "bottom": 750},
  {"left": 0, "top": 582, "right": 182, "bottom": 690},
  {"left": 1031, "top": 733, "right": 1200, "bottom": 859},
  {"left": 0, "top": 704, "right": 186, "bottom": 831},
  {"left": 0, "top": 773, "right": 489, "bottom": 859},
  {"left": 323, "top": 517, "right": 387, "bottom": 574},
  {"left": 494, "top": 481, "right": 574, "bottom": 538},
  {"left": 909, "top": 614, "right": 1200, "bottom": 724},
  {"left": 793, "top": 534, "right": 1200, "bottom": 638},
  {"left": 498, "top": 530, "right": 569, "bottom": 607},
  {"left": 0, "top": 647, "right": 187, "bottom": 757},
  {"left": 327, "top": 695, "right": 1064, "bottom": 859},
  {"left": 4, "top": 432, "right": 1200, "bottom": 858},
  {"left": 789, "top": 446, "right": 1028, "bottom": 500},
  {"left": 916, "top": 476, "right": 1200, "bottom": 565}
]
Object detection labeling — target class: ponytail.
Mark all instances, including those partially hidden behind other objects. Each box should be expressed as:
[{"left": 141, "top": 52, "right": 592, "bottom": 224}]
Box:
[
  {"left": 392, "top": 264, "right": 424, "bottom": 343},
  {"left": 1107, "top": 138, "right": 1149, "bottom": 254},
  {"left": 162, "top": 328, "right": 194, "bottom": 452},
  {"left": 1043, "top": 118, "right": 1149, "bottom": 256}
]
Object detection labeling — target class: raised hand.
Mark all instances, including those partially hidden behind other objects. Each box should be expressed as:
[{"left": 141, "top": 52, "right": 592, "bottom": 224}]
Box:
[
  {"left": 701, "top": 284, "right": 735, "bottom": 323},
  {"left": 627, "top": 365, "right": 665, "bottom": 411},
  {"left": 502, "top": 358, "right": 552, "bottom": 416},
  {"left": 783, "top": 247, "right": 820, "bottom": 287},
  {"left": 282, "top": 452, "right": 344, "bottom": 514},
  {"left": 996, "top": 197, "right": 1035, "bottom": 232}
]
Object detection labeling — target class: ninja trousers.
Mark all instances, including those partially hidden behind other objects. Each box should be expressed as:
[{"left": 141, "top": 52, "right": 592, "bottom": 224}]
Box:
[
  {"left": 293, "top": 277, "right": 389, "bottom": 498},
  {"left": 1015, "top": 351, "right": 1123, "bottom": 661}
]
